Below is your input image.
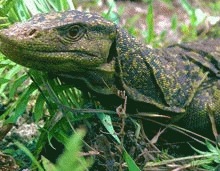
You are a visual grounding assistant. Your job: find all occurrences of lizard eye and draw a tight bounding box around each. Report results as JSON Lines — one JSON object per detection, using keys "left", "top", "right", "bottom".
{"left": 68, "top": 25, "right": 80, "bottom": 37}
{"left": 67, "top": 25, "right": 84, "bottom": 41}
{"left": 57, "top": 24, "right": 86, "bottom": 43}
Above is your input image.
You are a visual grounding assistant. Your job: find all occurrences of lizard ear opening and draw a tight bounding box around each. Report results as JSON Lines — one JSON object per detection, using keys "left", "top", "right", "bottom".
{"left": 107, "top": 39, "right": 117, "bottom": 63}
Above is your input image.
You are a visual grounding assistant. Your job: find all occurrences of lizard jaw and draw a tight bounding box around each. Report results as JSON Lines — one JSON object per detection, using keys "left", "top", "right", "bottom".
{"left": 0, "top": 32, "right": 107, "bottom": 73}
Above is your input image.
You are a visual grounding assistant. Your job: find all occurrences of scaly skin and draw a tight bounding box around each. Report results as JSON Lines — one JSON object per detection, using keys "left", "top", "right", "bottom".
{"left": 0, "top": 10, "right": 219, "bottom": 132}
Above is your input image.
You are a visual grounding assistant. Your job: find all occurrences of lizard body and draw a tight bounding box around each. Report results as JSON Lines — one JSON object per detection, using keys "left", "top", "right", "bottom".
{"left": 0, "top": 10, "right": 220, "bottom": 132}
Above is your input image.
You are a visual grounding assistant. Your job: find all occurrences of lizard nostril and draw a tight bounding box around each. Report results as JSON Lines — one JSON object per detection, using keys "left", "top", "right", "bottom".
{"left": 28, "top": 29, "right": 37, "bottom": 36}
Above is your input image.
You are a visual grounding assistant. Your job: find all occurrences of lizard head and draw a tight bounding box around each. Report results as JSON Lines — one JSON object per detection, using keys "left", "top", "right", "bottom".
{"left": 0, "top": 10, "right": 117, "bottom": 73}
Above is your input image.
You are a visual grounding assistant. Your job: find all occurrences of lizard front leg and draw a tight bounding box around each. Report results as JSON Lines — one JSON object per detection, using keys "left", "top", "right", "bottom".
{"left": 177, "top": 78, "right": 220, "bottom": 135}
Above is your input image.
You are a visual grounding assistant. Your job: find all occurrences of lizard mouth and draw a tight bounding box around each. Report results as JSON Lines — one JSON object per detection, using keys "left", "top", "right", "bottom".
{"left": 0, "top": 33, "right": 103, "bottom": 72}
{"left": 19, "top": 48, "right": 99, "bottom": 60}
{"left": 0, "top": 33, "right": 98, "bottom": 58}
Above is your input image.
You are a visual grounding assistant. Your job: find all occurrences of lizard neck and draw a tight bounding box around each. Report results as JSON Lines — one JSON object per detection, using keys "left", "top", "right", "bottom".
{"left": 115, "top": 26, "right": 153, "bottom": 85}
{"left": 115, "top": 27, "right": 171, "bottom": 111}
{"left": 115, "top": 27, "right": 151, "bottom": 58}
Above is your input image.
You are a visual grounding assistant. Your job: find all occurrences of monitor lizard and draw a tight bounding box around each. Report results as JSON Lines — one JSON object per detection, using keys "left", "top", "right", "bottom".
{"left": 0, "top": 10, "right": 219, "bottom": 133}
